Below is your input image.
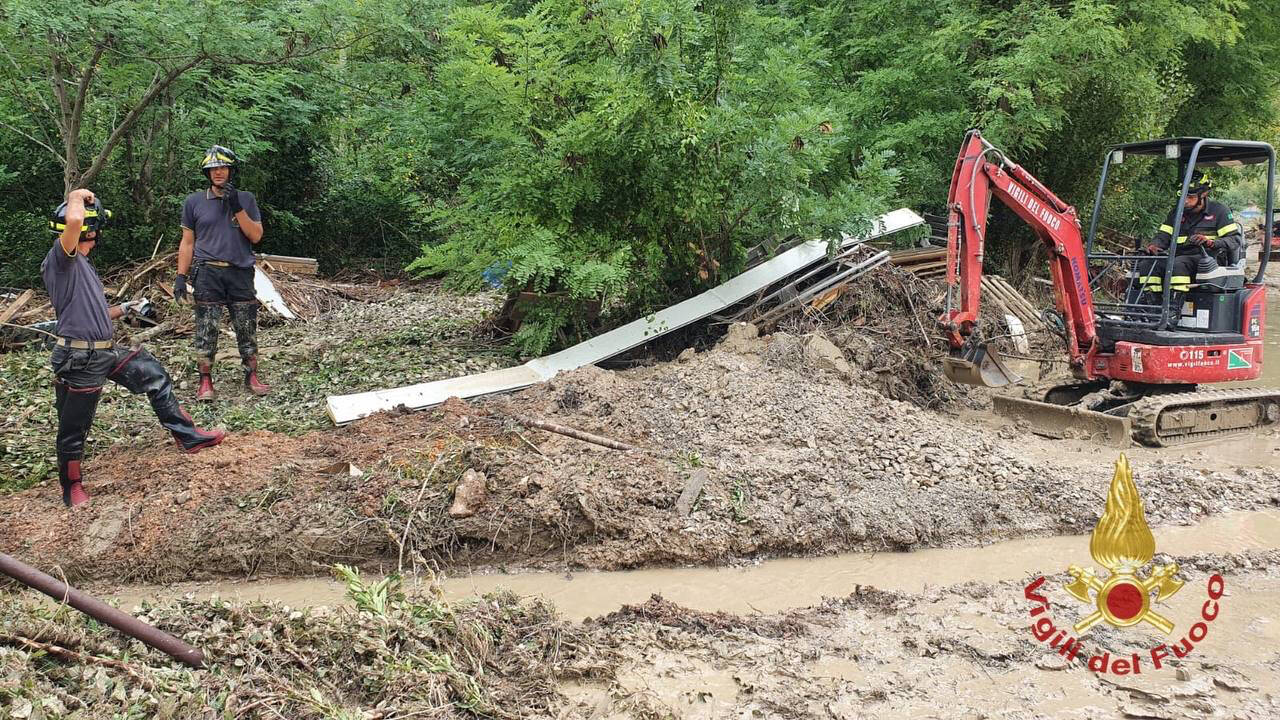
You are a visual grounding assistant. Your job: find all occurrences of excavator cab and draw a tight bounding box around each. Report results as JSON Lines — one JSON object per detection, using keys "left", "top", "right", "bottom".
{"left": 1085, "top": 138, "right": 1273, "bottom": 347}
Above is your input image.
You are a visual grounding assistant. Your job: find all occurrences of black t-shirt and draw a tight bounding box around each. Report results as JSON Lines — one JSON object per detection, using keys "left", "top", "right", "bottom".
{"left": 41, "top": 243, "right": 113, "bottom": 341}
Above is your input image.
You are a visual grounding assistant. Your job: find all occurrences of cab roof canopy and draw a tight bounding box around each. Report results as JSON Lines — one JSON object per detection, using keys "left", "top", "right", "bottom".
{"left": 1109, "top": 137, "right": 1274, "bottom": 167}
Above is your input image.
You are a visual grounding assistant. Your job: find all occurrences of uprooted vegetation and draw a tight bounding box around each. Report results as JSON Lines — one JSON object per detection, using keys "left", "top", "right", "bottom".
{"left": 0, "top": 568, "right": 611, "bottom": 719}
{"left": 4, "top": 550, "right": 1278, "bottom": 719}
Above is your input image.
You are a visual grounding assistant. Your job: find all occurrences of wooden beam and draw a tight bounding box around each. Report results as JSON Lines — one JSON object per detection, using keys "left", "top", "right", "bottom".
{"left": 0, "top": 290, "right": 33, "bottom": 325}
{"left": 256, "top": 253, "right": 319, "bottom": 276}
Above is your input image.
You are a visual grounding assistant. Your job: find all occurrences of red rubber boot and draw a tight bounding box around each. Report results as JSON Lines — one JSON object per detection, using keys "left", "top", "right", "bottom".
{"left": 243, "top": 356, "right": 271, "bottom": 396}
{"left": 196, "top": 360, "right": 216, "bottom": 402}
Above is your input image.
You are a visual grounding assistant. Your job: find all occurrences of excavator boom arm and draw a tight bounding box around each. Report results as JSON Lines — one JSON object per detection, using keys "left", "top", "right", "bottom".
{"left": 942, "top": 130, "right": 1096, "bottom": 373}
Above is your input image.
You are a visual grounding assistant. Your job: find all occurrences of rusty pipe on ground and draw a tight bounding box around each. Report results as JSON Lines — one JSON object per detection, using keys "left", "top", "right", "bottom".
{"left": 0, "top": 552, "right": 204, "bottom": 668}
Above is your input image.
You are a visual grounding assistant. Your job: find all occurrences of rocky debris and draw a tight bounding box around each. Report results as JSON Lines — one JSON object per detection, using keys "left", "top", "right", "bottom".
{"left": 718, "top": 321, "right": 764, "bottom": 354}
{"left": 802, "top": 332, "right": 853, "bottom": 376}
{"left": 3, "top": 311, "right": 1278, "bottom": 583}
{"left": 449, "top": 468, "right": 488, "bottom": 519}
{"left": 675, "top": 469, "right": 710, "bottom": 517}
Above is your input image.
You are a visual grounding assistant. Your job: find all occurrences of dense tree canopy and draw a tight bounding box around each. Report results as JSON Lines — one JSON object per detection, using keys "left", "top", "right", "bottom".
{"left": 1, "top": 0, "right": 1277, "bottom": 352}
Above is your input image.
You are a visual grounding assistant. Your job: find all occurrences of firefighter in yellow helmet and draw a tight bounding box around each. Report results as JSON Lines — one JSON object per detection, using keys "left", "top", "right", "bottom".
{"left": 174, "top": 145, "right": 270, "bottom": 400}
{"left": 1137, "top": 171, "right": 1243, "bottom": 311}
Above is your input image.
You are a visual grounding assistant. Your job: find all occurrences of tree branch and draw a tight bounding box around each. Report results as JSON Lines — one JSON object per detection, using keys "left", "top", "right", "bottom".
{"left": 0, "top": 121, "right": 65, "bottom": 164}
{"left": 69, "top": 44, "right": 107, "bottom": 153}
{"left": 79, "top": 55, "right": 206, "bottom": 188}
{"left": 0, "top": 42, "right": 58, "bottom": 122}
{"left": 48, "top": 42, "right": 70, "bottom": 136}
{"left": 207, "top": 30, "right": 380, "bottom": 67}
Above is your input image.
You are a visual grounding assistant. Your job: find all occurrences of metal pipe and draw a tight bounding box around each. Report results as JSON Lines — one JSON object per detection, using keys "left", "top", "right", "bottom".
{"left": 0, "top": 553, "right": 205, "bottom": 668}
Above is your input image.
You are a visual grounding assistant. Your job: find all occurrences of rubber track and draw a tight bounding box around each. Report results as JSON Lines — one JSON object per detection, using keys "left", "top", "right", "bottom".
{"left": 1129, "top": 387, "right": 1280, "bottom": 447}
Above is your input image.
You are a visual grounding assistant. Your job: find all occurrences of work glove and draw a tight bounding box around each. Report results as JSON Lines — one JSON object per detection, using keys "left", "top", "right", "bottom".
{"left": 1190, "top": 233, "right": 1214, "bottom": 248}
{"left": 174, "top": 274, "right": 189, "bottom": 303}
{"left": 119, "top": 298, "right": 154, "bottom": 320}
{"left": 222, "top": 183, "right": 243, "bottom": 215}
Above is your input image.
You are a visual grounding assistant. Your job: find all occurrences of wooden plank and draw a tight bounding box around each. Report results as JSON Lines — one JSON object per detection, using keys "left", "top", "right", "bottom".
{"left": 675, "top": 469, "right": 709, "bottom": 517}
{"left": 897, "top": 259, "right": 948, "bottom": 274}
{"left": 255, "top": 253, "right": 318, "bottom": 275}
{"left": 988, "top": 276, "right": 1045, "bottom": 328}
{"left": 889, "top": 248, "right": 945, "bottom": 265}
{"left": 979, "top": 278, "right": 1018, "bottom": 323}
{"left": 0, "top": 289, "right": 34, "bottom": 325}
{"left": 982, "top": 276, "right": 1045, "bottom": 329}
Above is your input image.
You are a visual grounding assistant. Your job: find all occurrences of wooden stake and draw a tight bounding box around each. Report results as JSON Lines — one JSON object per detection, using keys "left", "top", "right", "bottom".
{"left": 515, "top": 415, "right": 641, "bottom": 452}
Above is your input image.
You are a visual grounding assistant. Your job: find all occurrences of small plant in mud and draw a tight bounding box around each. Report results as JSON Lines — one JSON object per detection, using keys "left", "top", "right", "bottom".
{"left": 730, "top": 478, "right": 752, "bottom": 523}
{"left": 677, "top": 449, "right": 704, "bottom": 469}
{"left": 332, "top": 563, "right": 404, "bottom": 615}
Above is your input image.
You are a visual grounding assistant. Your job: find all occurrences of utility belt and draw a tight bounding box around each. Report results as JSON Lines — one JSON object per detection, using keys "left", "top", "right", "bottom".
{"left": 190, "top": 259, "right": 232, "bottom": 287}
{"left": 56, "top": 337, "right": 113, "bottom": 350}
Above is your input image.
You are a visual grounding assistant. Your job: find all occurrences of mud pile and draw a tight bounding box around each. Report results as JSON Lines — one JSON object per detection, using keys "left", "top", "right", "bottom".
{"left": 4, "top": 317, "right": 1274, "bottom": 584}
{"left": 4, "top": 550, "right": 1274, "bottom": 719}
{"left": 573, "top": 549, "right": 1280, "bottom": 719}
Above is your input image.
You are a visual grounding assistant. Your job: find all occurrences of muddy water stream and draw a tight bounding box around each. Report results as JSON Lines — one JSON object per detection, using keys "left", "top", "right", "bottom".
{"left": 107, "top": 510, "right": 1280, "bottom": 621}
{"left": 1236, "top": 278, "right": 1280, "bottom": 388}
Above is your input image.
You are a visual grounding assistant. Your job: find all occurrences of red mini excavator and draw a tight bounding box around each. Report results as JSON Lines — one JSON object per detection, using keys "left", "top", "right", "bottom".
{"left": 940, "top": 129, "right": 1279, "bottom": 446}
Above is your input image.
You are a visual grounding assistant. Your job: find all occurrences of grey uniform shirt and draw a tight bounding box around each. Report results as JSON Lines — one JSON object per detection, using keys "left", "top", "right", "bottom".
{"left": 181, "top": 189, "right": 262, "bottom": 269}
{"left": 41, "top": 243, "right": 113, "bottom": 342}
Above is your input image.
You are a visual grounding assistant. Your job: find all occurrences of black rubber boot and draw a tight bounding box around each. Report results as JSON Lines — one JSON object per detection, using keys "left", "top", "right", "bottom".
{"left": 1167, "top": 290, "right": 1187, "bottom": 326}
{"left": 55, "top": 381, "right": 102, "bottom": 507}
{"left": 108, "top": 348, "right": 226, "bottom": 452}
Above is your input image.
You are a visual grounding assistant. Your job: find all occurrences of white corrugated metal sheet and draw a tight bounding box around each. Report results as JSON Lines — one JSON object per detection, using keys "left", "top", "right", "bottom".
{"left": 327, "top": 208, "right": 924, "bottom": 425}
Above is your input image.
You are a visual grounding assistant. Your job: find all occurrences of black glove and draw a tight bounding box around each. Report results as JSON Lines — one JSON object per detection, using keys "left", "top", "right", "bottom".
{"left": 174, "top": 274, "right": 188, "bottom": 303}
{"left": 222, "top": 183, "right": 243, "bottom": 215}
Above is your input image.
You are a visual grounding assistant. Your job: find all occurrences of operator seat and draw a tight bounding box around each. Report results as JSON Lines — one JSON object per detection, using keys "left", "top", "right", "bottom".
{"left": 1189, "top": 258, "right": 1246, "bottom": 292}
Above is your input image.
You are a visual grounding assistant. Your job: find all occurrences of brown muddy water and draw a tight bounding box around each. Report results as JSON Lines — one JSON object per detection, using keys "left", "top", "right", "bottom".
{"left": 1251, "top": 286, "right": 1280, "bottom": 386}
{"left": 104, "top": 510, "right": 1280, "bottom": 621}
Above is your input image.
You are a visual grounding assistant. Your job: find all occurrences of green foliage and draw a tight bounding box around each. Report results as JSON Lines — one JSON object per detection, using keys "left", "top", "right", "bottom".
{"left": 0, "top": 0, "right": 1278, "bottom": 341}
{"left": 409, "top": 0, "right": 898, "bottom": 353}
{"left": 332, "top": 564, "right": 404, "bottom": 615}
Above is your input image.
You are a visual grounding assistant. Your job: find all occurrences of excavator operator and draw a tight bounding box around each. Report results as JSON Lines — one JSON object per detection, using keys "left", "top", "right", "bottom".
{"left": 1136, "top": 171, "right": 1243, "bottom": 311}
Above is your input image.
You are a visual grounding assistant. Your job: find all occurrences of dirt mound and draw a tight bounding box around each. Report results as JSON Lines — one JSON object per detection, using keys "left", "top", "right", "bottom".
{"left": 4, "top": 326, "right": 1275, "bottom": 585}
{"left": 0, "top": 412, "right": 470, "bottom": 584}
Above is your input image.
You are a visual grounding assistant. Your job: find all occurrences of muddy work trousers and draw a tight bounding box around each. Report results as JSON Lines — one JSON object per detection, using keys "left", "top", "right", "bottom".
{"left": 51, "top": 344, "right": 220, "bottom": 464}
{"left": 192, "top": 263, "right": 259, "bottom": 366}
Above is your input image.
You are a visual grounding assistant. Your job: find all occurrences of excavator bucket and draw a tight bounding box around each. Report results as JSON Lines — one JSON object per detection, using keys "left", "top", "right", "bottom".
{"left": 943, "top": 342, "right": 1023, "bottom": 388}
